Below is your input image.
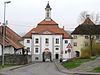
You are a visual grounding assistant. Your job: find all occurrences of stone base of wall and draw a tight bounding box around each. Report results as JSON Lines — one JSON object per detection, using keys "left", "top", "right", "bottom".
{"left": 0, "top": 55, "right": 32, "bottom": 65}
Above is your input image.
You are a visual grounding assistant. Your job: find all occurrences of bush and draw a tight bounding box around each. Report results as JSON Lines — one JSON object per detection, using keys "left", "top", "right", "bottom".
{"left": 81, "top": 40, "right": 100, "bottom": 57}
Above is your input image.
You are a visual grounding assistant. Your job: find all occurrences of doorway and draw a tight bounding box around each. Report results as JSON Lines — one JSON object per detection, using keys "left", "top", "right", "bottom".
{"left": 55, "top": 54, "right": 59, "bottom": 59}
{"left": 75, "top": 51, "right": 80, "bottom": 57}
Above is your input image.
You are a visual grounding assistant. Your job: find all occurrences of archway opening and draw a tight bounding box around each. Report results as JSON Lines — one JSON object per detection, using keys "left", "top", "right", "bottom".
{"left": 75, "top": 51, "right": 80, "bottom": 57}
{"left": 43, "top": 52, "right": 51, "bottom": 62}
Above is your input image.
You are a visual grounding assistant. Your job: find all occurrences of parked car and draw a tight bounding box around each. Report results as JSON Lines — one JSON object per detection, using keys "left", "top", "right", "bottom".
{"left": 62, "top": 58, "right": 68, "bottom": 62}
{"left": 45, "top": 58, "right": 50, "bottom": 62}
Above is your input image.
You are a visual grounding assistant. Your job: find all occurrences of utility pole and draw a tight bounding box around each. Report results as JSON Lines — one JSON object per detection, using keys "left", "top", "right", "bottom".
{"left": 2, "top": 1, "right": 11, "bottom": 68}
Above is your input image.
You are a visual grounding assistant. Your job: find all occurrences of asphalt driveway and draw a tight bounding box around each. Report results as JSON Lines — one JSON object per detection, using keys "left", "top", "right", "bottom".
{"left": 0, "top": 62, "right": 72, "bottom": 75}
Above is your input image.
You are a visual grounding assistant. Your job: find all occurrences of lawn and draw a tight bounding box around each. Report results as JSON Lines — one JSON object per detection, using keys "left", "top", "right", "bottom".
{"left": 93, "top": 67, "right": 100, "bottom": 72}
{"left": 62, "top": 56, "right": 98, "bottom": 69}
{"left": 0, "top": 64, "right": 17, "bottom": 68}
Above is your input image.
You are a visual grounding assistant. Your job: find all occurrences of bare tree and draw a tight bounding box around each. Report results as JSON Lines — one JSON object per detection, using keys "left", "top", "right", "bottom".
{"left": 78, "top": 11, "right": 100, "bottom": 25}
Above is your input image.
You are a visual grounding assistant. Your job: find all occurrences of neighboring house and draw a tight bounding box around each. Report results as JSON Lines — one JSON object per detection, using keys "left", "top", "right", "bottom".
{"left": 0, "top": 26, "right": 24, "bottom": 56}
{"left": 23, "top": 2, "right": 72, "bottom": 62}
{"left": 71, "top": 16, "right": 100, "bottom": 57}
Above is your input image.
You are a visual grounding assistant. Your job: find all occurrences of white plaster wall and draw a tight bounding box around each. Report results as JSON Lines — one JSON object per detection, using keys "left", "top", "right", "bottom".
{"left": 23, "top": 34, "right": 72, "bottom": 60}
{"left": 63, "top": 39, "right": 72, "bottom": 59}
{"left": 32, "top": 34, "right": 62, "bottom": 59}
{"left": 0, "top": 44, "right": 2, "bottom": 56}
{"left": 16, "top": 49, "right": 22, "bottom": 54}
{"left": 4, "top": 46, "right": 14, "bottom": 54}
{"left": 24, "top": 38, "right": 32, "bottom": 55}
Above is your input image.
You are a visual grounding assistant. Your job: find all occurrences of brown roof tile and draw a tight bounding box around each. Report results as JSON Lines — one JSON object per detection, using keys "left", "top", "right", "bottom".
{"left": 0, "top": 26, "right": 24, "bottom": 49}
{"left": 38, "top": 19, "right": 58, "bottom": 25}
{"left": 81, "top": 17, "right": 95, "bottom": 25}
{"left": 23, "top": 19, "right": 72, "bottom": 39}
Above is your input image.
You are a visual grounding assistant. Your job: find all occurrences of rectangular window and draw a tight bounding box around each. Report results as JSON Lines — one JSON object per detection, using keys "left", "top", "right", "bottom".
{"left": 73, "top": 35, "right": 77, "bottom": 39}
{"left": 45, "top": 38, "right": 49, "bottom": 44}
{"left": 65, "top": 40, "right": 68, "bottom": 44}
{"left": 55, "top": 48, "right": 59, "bottom": 50}
{"left": 65, "top": 51, "right": 67, "bottom": 54}
{"left": 73, "top": 42, "right": 77, "bottom": 46}
{"left": 35, "top": 57, "right": 39, "bottom": 60}
{"left": 85, "top": 42, "right": 88, "bottom": 47}
{"left": 96, "top": 35, "right": 99, "bottom": 39}
{"left": 35, "top": 48, "right": 39, "bottom": 53}
{"left": 56, "top": 38, "right": 59, "bottom": 44}
{"left": 35, "top": 38, "right": 39, "bottom": 44}
{"left": 27, "top": 40, "right": 30, "bottom": 43}
{"left": 85, "top": 35, "right": 88, "bottom": 39}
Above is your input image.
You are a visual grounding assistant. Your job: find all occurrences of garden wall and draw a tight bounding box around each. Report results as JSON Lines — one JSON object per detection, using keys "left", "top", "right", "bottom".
{"left": 0, "top": 55, "right": 32, "bottom": 65}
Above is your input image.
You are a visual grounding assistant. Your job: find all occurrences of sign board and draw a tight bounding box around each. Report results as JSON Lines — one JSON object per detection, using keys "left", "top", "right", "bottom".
{"left": 66, "top": 43, "right": 72, "bottom": 48}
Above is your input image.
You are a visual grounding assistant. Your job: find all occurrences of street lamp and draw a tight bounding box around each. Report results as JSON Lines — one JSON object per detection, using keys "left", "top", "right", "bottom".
{"left": 2, "top": 1, "right": 11, "bottom": 68}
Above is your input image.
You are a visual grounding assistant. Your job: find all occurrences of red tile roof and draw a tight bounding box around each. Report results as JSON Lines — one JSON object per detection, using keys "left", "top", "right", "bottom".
{"left": 38, "top": 19, "right": 58, "bottom": 25}
{"left": 23, "top": 19, "right": 72, "bottom": 39}
{"left": 0, "top": 26, "right": 24, "bottom": 49}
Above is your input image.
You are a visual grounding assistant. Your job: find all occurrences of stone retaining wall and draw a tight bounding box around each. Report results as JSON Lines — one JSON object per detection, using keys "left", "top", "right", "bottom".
{"left": 0, "top": 55, "right": 32, "bottom": 65}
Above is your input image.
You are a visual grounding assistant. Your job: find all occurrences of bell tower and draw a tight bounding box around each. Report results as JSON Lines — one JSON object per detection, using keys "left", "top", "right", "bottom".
{"left": 45, "top": 2, "right": 52, "bottom": 21}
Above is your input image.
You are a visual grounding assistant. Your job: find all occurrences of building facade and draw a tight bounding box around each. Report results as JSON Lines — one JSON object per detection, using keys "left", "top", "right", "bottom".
{"left": 23, "top": 3, "right": 72, "bottom": 61}
{"left": 0, "top": 26, "right": 24, "bottom": 56}
{"left": 71, "top": 16, "right": 100, "bottom": 57}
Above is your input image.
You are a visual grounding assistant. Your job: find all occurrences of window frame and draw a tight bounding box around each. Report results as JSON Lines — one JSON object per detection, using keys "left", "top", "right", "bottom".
{"left": 35, "top": 48, "right": 39, "bottom": 53}
{"left": 85, "top": 35, "right": 88, "bottom": 39}
{"left": 56, "top": 38, "right": 59, "bottom": 44}
{"left": 65, "top": 40, "right": 68, "bottom": 44}
{"left": 85, "top": 42, "right": 88, "bottom": 47}
{"left": 73, "top": 35, "right": 77, "bottom": 39}
{"left": 27, "top": 40, "right": 30, "bottom": 43}
{"left": 35, "top": 38, "right": 39, "bottom": 44}
{"left": 73, "top": 42, "right": 77, "bottom": 46}
{"left": 96, "top": 35, "right": 99, "bottom": 39}
{"left": 45, "top": 38, "right": 49, "bottom": 44}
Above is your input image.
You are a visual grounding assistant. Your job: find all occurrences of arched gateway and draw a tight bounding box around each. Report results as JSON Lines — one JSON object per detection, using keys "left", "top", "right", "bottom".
{"left": 43, "top": 48, "right": 52, "bottom": 62}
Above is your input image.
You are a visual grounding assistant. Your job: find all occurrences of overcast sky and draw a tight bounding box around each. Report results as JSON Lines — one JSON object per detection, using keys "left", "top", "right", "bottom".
{"left": 0, "top": 0, "right": 100, "bottom": 35}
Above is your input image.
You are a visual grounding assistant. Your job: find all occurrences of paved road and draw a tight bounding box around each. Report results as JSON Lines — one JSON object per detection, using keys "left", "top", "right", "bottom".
{"left": 0, "top": 62, "right": 72, "bottom": 75}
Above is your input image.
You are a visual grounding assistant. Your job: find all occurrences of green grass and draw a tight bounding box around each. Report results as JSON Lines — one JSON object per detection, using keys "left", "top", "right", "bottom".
{"left": 62, "top": 59, "right": 90, "bottom": 69}
{"left": 62, "top": 55, "right": 98, "bottom": 69}
{"left": 0, "top": 64, "right": 17, "bottom": 68}
{"left": 93, "top": 67, "right": 100, "bottom": 72}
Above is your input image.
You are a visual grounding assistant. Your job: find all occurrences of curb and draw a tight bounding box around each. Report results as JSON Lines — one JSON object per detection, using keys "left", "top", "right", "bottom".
{"left": 54, "top": 61, "right": 100, "bottom": 75}
{"left": 10, "top": 63, "right": 34, "bottom": 70}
